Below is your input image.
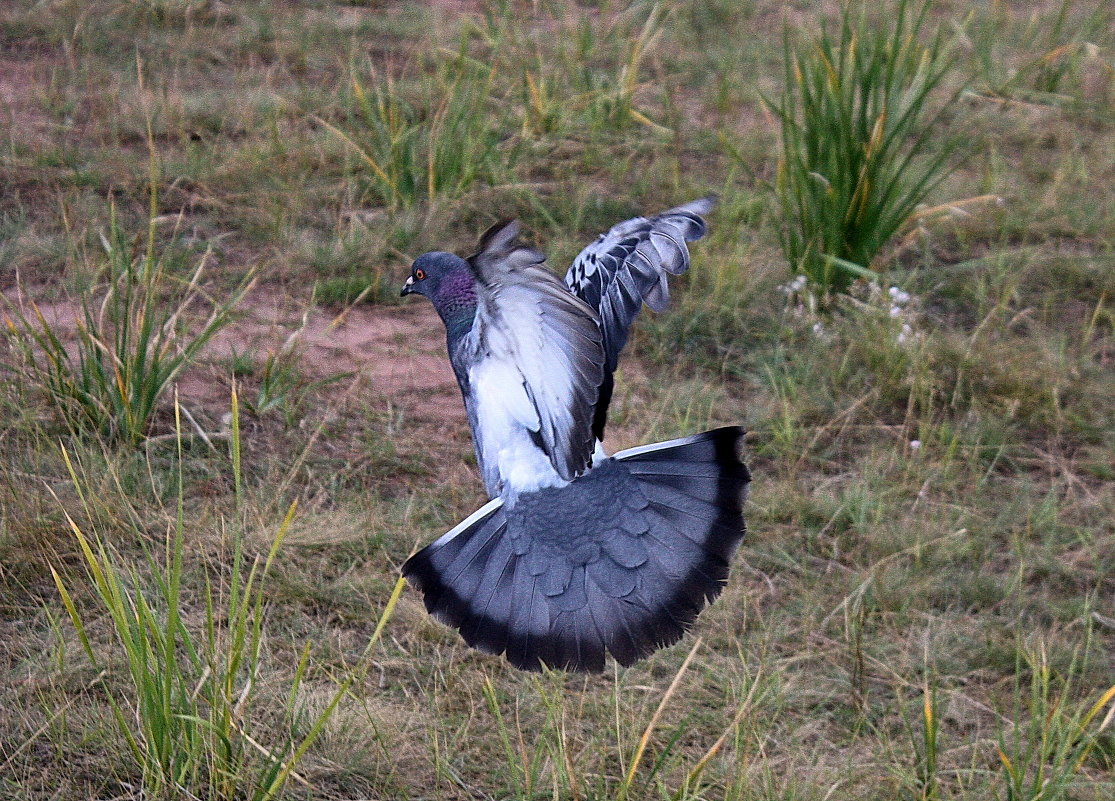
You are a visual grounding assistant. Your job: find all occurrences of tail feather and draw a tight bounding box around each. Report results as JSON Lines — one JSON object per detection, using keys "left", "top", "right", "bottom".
{"left": 642, "top": 525, "right": 704, "bottom": 579}
{"left": 645, "top": 502, "right": 741, "bottom": 564}
{"left": 402, "top": 427, "right": 750, "bottom": 671}
{"left": 585, "top": 585, "right": 644, "bottom": 666}
{"left": 403, "top": 499, "right": 507, "bottom": 635}
{"left": 506, "top": 577, "right": 552, "bottom": 668}
{"left": 641, "top": 480, "right": 733, "bottom": 526}
{"left": 459, "top": 549, "right": 517, "bottom": 652}
{"left": 626, "top": 461, "right": 749, "bottom": 479}
{"left": 552, "top": 565, "right": 589, "bottom": 610}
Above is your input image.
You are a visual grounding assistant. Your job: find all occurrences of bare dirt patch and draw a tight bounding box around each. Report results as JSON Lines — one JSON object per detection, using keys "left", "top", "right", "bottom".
{"left": 4, "top": 285, "right": 466, "bottom": 429}
{"left": 0, "top": 56, "right": 55, "bottom": 141}
{"left": 183, "top": 289, "right": 465, "bottom": 428}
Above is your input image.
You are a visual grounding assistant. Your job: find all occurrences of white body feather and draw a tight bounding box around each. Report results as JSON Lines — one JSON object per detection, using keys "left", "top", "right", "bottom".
{"left": 469, "top": 355, "right": 568, "bottom": 497}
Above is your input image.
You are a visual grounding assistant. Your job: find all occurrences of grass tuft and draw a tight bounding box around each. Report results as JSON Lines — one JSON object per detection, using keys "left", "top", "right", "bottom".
{"left": 996, "top": 637, "right": 1115, "bottom": 801}
{"left": 3, "top": 203, "right": 251, "bottom": 446}
{"left": 46, "top": 390, "right": 404, "bottom": 800}
{"left": 322, "top": 51, "right": 513, "bottom": 210}
{"left": 769, "top": 0, "right": 968, "bottom": 302}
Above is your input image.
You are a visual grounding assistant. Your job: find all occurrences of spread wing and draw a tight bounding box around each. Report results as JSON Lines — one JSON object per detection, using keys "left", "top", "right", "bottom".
{"left": 564, "top": 197, "right": 714, "bottom": 440}
{"left": 467, "top": 221, "right": 606, "bottom": 491}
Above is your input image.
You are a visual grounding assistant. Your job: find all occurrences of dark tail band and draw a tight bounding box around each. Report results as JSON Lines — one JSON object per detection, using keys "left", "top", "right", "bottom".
{"left": 402, "top": 427, "right": 750, "bottom": 671}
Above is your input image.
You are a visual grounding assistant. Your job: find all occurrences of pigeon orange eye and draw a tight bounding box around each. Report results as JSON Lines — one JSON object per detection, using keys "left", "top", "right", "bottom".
{"left": 415, "top": 268, "right": 426, "bottom": 280}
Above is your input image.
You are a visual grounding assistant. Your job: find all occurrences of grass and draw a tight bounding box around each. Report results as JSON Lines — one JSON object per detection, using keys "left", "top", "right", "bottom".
{"left": 996, "top": 637, "right": 1115, "bottom": 801}
{"left": 2, "top": 220, "right": 250, "bottom": 445}
{"left": 324, "top": 51, "right": 513, "bottom": 210}
{"left": 2, "top": 157, "right": 251, "bottom": 445}
{"left": 769, "top": 0, "right": 968, "bottom": 302}
{"left": 50, "top": 405, "right": 296, "bottom": 798}
{"left": 1, "top": 0, "right": 1113, "bottom": 799}
{"left": 46, "top": 391, "right": 404, "bottom": 799}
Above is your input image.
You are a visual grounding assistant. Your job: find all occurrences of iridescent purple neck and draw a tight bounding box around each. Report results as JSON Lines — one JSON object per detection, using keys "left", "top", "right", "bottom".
{"left": 433, "top": 267, "right": 478, "bottom": 341}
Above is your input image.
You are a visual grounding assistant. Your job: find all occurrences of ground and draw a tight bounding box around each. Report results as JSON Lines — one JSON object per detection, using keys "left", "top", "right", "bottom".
{"left": 0, "top": 1, "right": 1113, "bottom": 800}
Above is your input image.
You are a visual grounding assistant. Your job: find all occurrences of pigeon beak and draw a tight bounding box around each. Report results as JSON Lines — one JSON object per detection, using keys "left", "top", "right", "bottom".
{"left": 400, "top": 275, "right": 415, "bottom": 297}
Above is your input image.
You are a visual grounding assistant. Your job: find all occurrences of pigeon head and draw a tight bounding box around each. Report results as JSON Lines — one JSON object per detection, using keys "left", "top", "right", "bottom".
{"left": 401, "top": 251, "right": 478, "bottom": 335}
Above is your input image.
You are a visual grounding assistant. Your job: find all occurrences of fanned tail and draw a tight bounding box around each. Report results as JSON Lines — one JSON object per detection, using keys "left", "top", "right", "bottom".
{"left": 402, "top": 427, "right": 750, "bottom": 672}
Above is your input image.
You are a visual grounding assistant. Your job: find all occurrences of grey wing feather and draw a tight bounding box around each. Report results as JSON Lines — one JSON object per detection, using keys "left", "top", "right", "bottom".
{"left": 565, "top": 197, "right": 714, "bottom": 371}
{"left": 468, "top": 221, "right": 606, "bottom": 484}
{"left": 564, "top": 198, "right": 714, "bottom": 440}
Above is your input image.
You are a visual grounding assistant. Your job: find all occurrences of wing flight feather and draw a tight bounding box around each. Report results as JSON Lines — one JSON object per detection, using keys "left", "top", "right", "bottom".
{"left": 563, "top": 198, "right": 714, "bottom": 439}
{"left": 468, "top": 221, "right": 605, "bottom": 486}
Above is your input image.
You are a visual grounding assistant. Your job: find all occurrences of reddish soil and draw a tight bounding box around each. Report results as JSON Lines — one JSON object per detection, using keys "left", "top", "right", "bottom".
{"left": 184, "top": 289, "right": 464, "bottom": 423}
{"left": 7, "top": 286, "right": 467, "bottom": 428}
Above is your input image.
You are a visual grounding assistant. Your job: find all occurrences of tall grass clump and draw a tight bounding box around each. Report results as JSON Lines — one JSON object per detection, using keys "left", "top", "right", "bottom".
{"left": 50, "top": 392, "right": 406, "bottom": 799}
{"left": 3, "top": 204, "right": 251, "bottom": 446}
{"left": 996, "top": 640, "right": 1115, "bottom": 801}
{"left": 322, "top": 52, "right": 513, "bottom": 209}
{"left": 770, "top": 0, "right": 967, "bottom": 302}
{"left": 559, "top": 2, "right": 671, "bottom": 137}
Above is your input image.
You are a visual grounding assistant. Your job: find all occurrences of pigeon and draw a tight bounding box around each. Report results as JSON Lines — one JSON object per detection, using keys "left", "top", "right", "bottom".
{"left": 399, "top": 198, "right": 750, "bottom": 672}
